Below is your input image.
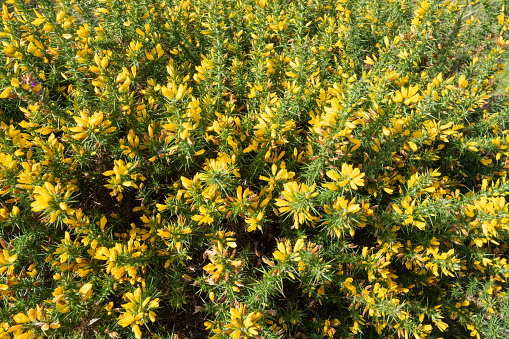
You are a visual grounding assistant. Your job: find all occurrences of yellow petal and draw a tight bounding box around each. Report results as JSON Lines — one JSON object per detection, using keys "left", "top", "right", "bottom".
{"left": 393, "top": 90, "right": 403, "bottom": 103}
{"left": 13, "top": 313, "right": 30, "bottom": 323}
{"left": 414, "top": 221, "right": 426, "bottom": 230}
{"left": 79, "top": 282, "right": 93, "bottom": 301}
{"left": 0, "top": 87, "right": 13, "bottom": 98}
{"left": 32, "top": 18, "right": 46, "bottom": 26}
{"left": 31, "top": 199, "right": 49, "bottom": 212}
{"left": 15, "top": 333, "right": 32, "bottom": 339}
{"left": 132, "top": 324, "right": 142, "bottom": 339}
{"left": 118, "top": 314, "right": 134, "bottom": 327}
{"left": 294, "top": 239, "right": 304, "bottom": 252}
{"left": 326, "top": 169, "right": 340, "bottom": 181}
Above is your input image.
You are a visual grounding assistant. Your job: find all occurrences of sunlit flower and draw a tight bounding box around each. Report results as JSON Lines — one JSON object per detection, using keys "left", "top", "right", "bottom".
{"left": 275, "top": 182, "right": 319, "bottom": 228}
{"left": 323, "top": 164, "right": 365, "bottom": 191}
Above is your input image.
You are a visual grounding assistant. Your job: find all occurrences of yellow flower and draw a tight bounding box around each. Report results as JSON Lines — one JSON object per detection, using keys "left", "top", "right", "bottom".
{"left": 203, "top": 262, "right": 224, "bottom": 281}
{"left": 13, "top": 313, "right": 30, "bottom": 323}
{"left": 324, "top": 164, "right": 365, "bottom": 190}
{"left": 343, "top": 277, "right": 357, "bottom": 294}
{"left": 245, "top": 212, "right": 263, "bottom": 232}
{"left": 132, "top": 324, "right": 142, "bottom": 339}
{"left": 118, "top": 313, "right": 134, "bottom": 327}
{"left": 118, "top": 288, "right": 159, "bottom": 337}
{"left": 273, "top": 240, "right": 291, "bottom": 262}
{"left": 273, "top": 239, "right": 304, "bottom": 263}
{"left": 79, "top": 282, "right": 93, "bottom": 302}
{"left": 323, "top": 196, "right": 363, "bottom": 238}
{"left": 230, "top": 185, "right": 256, "bottom": 211}
{"left": 335, "top": 196, "right": 360, "bottom": 214}
{"left": 259, "top": 162, "right": 295, "bottom": 191}
{"left": 30, "top": 182, "right": 74, "bottom": 220}
{"left": 392, "top": 85, "right": 421, "bottom": 105}
{"left": 191, "top": 206, "right": 214, "bottom": 225}
{"left": 225, "top": 303, "right": 262, "bottom": 338}
{"left": 0, "top": 87, "right": 12, "bottom": 98}
{"left": 199, "top": 155, "right": 240, "bottom": 199}
{"left": 103, "top": 160, "right": 144, "bottom": 200}
{"left": 69, "top": 110, "right": 116, "bottom": 140}
{"left": 275, "top": 182, "right": 318, "bottom": 228}
{"left": 30, "top": 184, "right": 53, "bottom": 212}
{"left": 458, "top": 74, "right": 468, "bottom": 89}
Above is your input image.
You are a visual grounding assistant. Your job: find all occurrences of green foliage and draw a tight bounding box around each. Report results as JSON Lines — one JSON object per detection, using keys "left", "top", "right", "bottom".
{"left": 0, "top": 0, "right": 508, "bottom": 338}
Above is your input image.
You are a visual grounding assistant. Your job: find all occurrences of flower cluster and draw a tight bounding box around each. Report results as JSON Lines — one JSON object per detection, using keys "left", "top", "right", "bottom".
{"left": 0, "top": 0, "right": 507, "bottom": 338}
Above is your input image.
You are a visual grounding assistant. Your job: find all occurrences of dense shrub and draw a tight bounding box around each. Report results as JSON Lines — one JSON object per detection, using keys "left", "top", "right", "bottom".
{"left": 0, "top": 0, "right": 509, "bottom": 338}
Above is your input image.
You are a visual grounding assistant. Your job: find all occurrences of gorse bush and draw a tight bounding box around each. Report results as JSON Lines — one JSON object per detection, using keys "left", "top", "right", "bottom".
{"left": 0, "top": 0, "right": 508, "bottom": 338}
